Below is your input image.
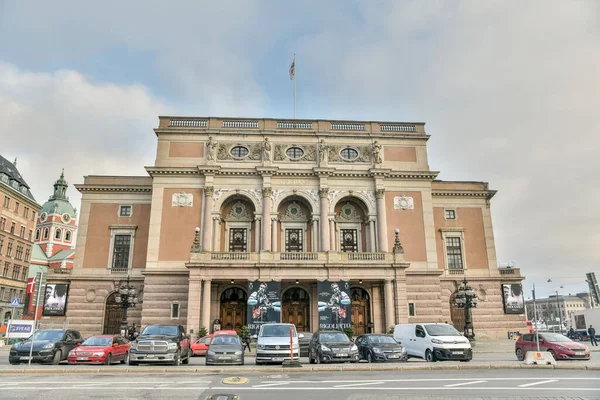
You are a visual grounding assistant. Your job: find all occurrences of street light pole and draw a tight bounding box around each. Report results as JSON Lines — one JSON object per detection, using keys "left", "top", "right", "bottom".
{"left": 555, "top": 290, "right": 563, "bottom": 333}
{"left": 115, "top": 276, "right": 138, "bottom": 336}
{"left": 454, "top": 277, "right": 478, "bottom": 341}
{"left": 532, "top": 283, "right": 539, "bottom": 351}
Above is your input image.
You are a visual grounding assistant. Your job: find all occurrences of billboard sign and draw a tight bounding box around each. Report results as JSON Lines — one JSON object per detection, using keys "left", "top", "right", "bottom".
{"left": 502, "top": 283, "right": 525, "bottom": 314}
{"left": 247, "top": 281, "right": 281, "bottom": 335}
{"left": 42, "top": 284, "right": 70, "bottom": 316}
{"left": 318, "top": 281, "right": 352, "bottom": 330}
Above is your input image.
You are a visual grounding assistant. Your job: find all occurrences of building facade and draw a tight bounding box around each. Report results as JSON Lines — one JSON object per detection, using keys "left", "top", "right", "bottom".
{"left": 49, "top": 117, "right": 525, "bottom": 339}
{"left": 525, "top": 295, "right": 587, "bottom": 329}
{"left": 0, "top": 155, "right": 41, "bottom": 326}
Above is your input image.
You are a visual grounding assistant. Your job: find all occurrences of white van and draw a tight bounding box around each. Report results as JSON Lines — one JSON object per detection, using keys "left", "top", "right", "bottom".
{"left": 255, "top": 323, "right": 302, "bottom": 364}
{"left": 393, "top": 323, "right": 472, "bottom": 362}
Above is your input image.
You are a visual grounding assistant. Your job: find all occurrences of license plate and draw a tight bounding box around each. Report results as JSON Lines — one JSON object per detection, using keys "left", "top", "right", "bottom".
{"left": 147, "top": 355, "right": 154, "bottom": 358}
{"left": 271, "top": 357, "right": 284, "bottom": 361}
{"left": 219, "top": 356, "right": 232, "bottom": 359}
{"left": 19, "top": 356, "right": 32, "bottom": 361}
{"left": 336, "top": 353, "right": 348, "bottom": 357}
{"left": 387, "top": 354, "right": 399, "bottom": 358}
{"left": 452, "top": 351, "right": 464, "bottom": 355}
{"left": 77, "top": 357, "right": 89, "bottom": 361}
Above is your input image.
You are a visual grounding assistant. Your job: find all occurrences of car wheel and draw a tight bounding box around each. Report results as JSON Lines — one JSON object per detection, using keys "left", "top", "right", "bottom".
{"left": 121, "top": 352, "right": 129, "bottom": 364}
{"left": 425, "top": 349, "right": 436, "bottom": 363}
{"left": 105, "top": 353, "right": 112, "bottom": 366}
{"left": 128, "top": 359, "right": 138, "bottom": 366}
{"left": 548, "top": 349, "right": 557, "bottom": 361}
{"left": 308, "top": 355, "right": 315, "bottom": 364}
{"left": 367, "top": 351, "right": 374, "bottom": 363}
{"left": 516, "top": 348, "right": 525, "bottom": 361}
{"left": 172, "top": 350, "right": 181, "bottom": 366}
{"left": 182, "top": 349, "right": 190, "bottom": 365}
{"left": 52, "top": 350, "right": 62, "bottom": 365}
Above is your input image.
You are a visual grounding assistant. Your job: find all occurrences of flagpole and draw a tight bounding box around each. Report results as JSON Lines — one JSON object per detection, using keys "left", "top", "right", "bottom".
{"left": 293, "top": 54, "right": 296, "bottom": 120}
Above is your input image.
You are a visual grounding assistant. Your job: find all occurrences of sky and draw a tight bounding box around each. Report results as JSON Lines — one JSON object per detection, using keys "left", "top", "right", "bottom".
{"left": 0, "top": 0, "right": 598, "bottom": 298}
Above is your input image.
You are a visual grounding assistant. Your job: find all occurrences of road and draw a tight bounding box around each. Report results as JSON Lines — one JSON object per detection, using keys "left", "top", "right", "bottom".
{"left": 0, "top": 369, "right": 598, "bottom": 400}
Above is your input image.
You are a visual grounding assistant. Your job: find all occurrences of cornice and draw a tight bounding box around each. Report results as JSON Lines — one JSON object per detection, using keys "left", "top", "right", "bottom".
{"left": 145, "top": 166, "right": 200, "bottom": 176}
{"left": 75, "top": 185, "right": 152, "bottom": 194}
{"left": 432, "top": 189, "right": 497, "bottom": 199}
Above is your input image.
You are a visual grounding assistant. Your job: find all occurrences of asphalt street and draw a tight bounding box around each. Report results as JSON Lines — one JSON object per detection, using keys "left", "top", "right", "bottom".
{"left": 0, "top": 369, "right": 598, "bottom": 400}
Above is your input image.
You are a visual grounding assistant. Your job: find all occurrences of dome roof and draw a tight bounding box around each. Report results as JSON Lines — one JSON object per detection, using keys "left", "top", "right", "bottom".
{"left": 40, "top": 170, "right": 76, "bottom": 218}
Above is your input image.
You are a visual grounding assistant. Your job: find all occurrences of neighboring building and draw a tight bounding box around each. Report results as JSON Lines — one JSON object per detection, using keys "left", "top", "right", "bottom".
{"left": 525, "top": 295, "right": 587, "bottom": 328}
{"left": 0, "top": 155, "right": 41, "bottom": 327}
{"left": 51, "top": 116, "right": 525, "bottom": 339}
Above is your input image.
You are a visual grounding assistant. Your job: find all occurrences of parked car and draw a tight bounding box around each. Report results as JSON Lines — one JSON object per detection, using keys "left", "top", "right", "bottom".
{"left": 9, "top": 329, "right": 84, "bottom": 365}
{"left": 67, "top": 335, "right": 130, "bottom": 365}
{"left": 129, "top": 324, "right": 192, "bottom": 366}
{"left": 393, "top": 323, "right": 472, "bottom": 362}
{"left": 191, "top": 330, "right": 237, "bottom": 356}
{"left": 206, "top": 334, "right": 244, "bottom": 365}
{"left": 515, "top": 333, "right": 591, "bottom": 361}
{"left": 298, "top": 331, "right": 313, "bottom": 357}
{"left": 255, "top": 323, "right": 301, "bottom": 364}
{"left": 308, "top": 330, "right": 359, "bottom": 364}
{"left": 355, "top": 334, "right": 407, "bottom": 363}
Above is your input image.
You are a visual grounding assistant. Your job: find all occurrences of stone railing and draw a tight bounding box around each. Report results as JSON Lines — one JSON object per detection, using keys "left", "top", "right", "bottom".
{"left": 109, "top": 267, "right": 129, "bottom": 274}
{"left": 169, "top": 118, "right": 208, "bottom": 128}
{"left": 448, "top": 269, "right": 465, "bottom": 275}
{"left": 331, "top": 122, "right": 365, "bottom": 131}
{"left": 211, "top": 252, "right": 251, "bottom": 261}
{"left": 277, "top": 121, "right": 313, "bottom": 129}
{"left": 347, "top": 252, "right": 386, "bottom": 261}
{"left": 380, "top": 124, "right": 416, "bottom": 132}
{"left": 279, "top": 252, "right": 318, "bottom": 261}
{"left": 189, "top": 251, "right": 403, "bottom": 264}
{"left": 222, "top": 120, "right": 259, "bottom": 128}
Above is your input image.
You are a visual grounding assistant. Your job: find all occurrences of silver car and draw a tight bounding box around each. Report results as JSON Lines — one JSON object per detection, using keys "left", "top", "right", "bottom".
{"left": 205, "top": 334, "right": 244, "bottom": 366}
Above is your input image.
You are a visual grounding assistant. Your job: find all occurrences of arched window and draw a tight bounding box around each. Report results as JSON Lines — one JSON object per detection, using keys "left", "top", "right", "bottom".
{"left": 65, "top": 231, "right": 72, "bottom": 241}
{"left": 55, "top": 229, "right": 62, "bottom": 240}
{"left": 35, "top": 229, "right": 40, "bottom": 241}
{"left": 43, "top": 228, "right": 49, "bottom": 239}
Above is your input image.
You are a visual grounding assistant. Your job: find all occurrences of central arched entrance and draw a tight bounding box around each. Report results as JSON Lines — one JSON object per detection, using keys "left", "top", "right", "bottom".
{"left": 219, "top": 287, "right": 247, "bottom": 333}
{"left": 449, "top": 293, "right": 465, "bottom": 333}
{"left": 282, "top": 287, "right": 310, "bottom": 332}
{"left": 350, "top": 287, "right": 371, "bottom": 335}
{"left": 103, "top": 293, "right": 124, "bottom": 334}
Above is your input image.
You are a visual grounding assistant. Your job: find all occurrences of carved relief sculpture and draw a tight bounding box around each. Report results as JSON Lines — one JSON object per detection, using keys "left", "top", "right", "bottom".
{"left": 393, "top": 195, "right": 414, "bottom": 210}
{"left": 172, "top": 192, "right": 193, "bottom": 207}
{"left": 280, "top": 202, "right": 308, "bottom": 221}
{"left": 206, "top": 136, "right": 217, "bottom": 161}
{"left": 262, "top": 187, "right": 273, "bottom": 197}
{"left": 204, "top": 186, "right": 215, "bottom": 197}
{"left": 319, "top": 140, "right": 329, "bottom": 165}
{"left": 372, "top": 141, "right": 383, "bottom": 164}
{"left": 227, "top": 201, "right": 252, "bottom": 221}
{"left": 319, "top": 188, "right": 329, "bottom": 198}
{"left": 375, "top": 189, "right": 386, "bottom": 199}
{"left": 262, "top": 138, "right": 271, "bottom": 161}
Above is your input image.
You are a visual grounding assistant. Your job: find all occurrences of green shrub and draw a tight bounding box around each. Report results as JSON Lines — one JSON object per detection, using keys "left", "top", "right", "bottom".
{"left": 198, "top": 327, "right": 208, "bottom": 338}
{"left": 343, "top": 327, "right": 354, "bottom": 339}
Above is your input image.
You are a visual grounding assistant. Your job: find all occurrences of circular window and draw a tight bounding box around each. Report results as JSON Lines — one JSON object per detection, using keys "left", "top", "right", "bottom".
{"left": 286, "top": 147, "right": 304, "bottom": 160}
{"left": 230, "top": 146, "right": 249, "bottom": 158}
{"left": 39, "top": 212, "right": 48, "bottom": 222}
{"left": 340, "top": 148, "right": 359, "bottom": 161}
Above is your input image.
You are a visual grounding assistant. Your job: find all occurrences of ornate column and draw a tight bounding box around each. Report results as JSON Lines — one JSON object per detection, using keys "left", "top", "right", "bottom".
{"left": 186, "top": 277, "right": 202, "bottom": 339}
{"left": 319, "top": 188, "right": 330, "bottom": 251}
{"left": 202, "top": 186, "right": 214, "bottom": 251}
{"left": 369, "top": 218, "right": 377, "bottom": 252}
{"left": 375, "top": 189, "right": 389, "bottom": 252}
{"left": 261, "top": 187, "right": 272, "bottom": 251}
{"left": 329, "top": 218, "right": 336, "bottom": 251}
{"left": 254, "top": 216, "right": 261, "bottom": 252}
{"left": 212, "top": 217, "right": 220, "bottom": 252}
{"left": 311, "top": 217, "right": 318, "bottom": 252}
{"left": 271, "top": 217, "right": 278, "bottom": 252}
{"left": 201, "top": 279, "right": 212, "bottom": 332}
{"left": 384, "top": 279, "right": 395, "bottom": 328}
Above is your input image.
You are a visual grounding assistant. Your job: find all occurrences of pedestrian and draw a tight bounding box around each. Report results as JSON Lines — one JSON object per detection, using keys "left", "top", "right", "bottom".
{"left": 568, "top": 327, "right": 575, "bottom": 339}
{"left": 242, "top": 332, "right": 251, "bottom": 353}
{"left": 588, "top": 325, "right": 597, "bottom": 346}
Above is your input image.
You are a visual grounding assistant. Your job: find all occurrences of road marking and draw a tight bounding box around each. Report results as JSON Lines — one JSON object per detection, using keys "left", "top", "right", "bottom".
{"left": 73, "top": 383, "right": 110, "bottom": 387}
{"left": 444, "top": 380, "right": 487, "bottom": 387}
{"left": 334, "top": 381, "right": 384, "bottom": 388}
{"left": 252, "top": 382, "right": 290, "bottom": 388}
{"left": 518, "top": 379, "right": 558, "bottom": 387}
{"left": 258, "top": 377, "right": 600, "bottom": 383}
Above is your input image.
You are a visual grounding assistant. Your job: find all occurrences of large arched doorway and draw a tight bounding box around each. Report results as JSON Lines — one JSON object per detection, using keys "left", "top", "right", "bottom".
{"left": 351, "top": 287, "right": 371, "bottom": 335}
{"left": 282, "top": 287, "right": 310, "bottom": 332}
{"left": 219, "top": 287, "right": 247, "bottom": 333}
{"left": 103, "top": 293, "right": 124, "bottom": 334}
{"left": 449, "top": 293, "right": 465, "bottom": 333}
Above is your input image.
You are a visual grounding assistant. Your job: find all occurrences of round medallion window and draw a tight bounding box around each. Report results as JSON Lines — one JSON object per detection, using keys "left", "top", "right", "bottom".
{"left": 340, "top": 148, "right": 359, "bottom": 160}
{"left": 230, "top": 146, "right": 249, "bottom": 158}
{"left": 290, "top": 207, "right": 298, "bottom": 215}
{"left": 62, "top": 213, "right": 71, "bottom": 223}
{"left": 39, "top": 212, "right": 48, "bottom": 222}
{"left": 286, "top": 147, "right": 304, "bottom": 160}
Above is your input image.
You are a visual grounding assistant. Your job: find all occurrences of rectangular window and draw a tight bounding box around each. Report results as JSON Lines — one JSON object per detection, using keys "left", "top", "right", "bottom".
{"left": 445, "top": 209, "right": 456, "bottom": 220}
{"left": 24, "top": 207, "right": 29, "bottom": 218}
{"left": 229, "top": 228, "right": 247, "bottom": 252}
{"left": 446, "top": 237, "right": 464, "bottom": 270}
{"left": 19, "top": 226, "right": 25, "bottom": 238}
{"left": 3, "top": 196, "right": 9, "bottom": 208}
{"left": 15, "top": 244, "right": 23, "bottom": 260}
{"left": 12, "top": 265, "right": 20, "bottom": 280}
{"left": 111, "top": 235, "right": 132, "bottom": 272}
{"left": 7, "top": 240, "right": 13, "bottom": 257}
{"left": 340, "top": 229, "right": 358, "bottom": 252}
{"left": 0, "top": 287, "right": 4, "bottom": 302}
{"left": 171, "top": 303, "right": 180, "bottom": 319}
{"left": 2, "top": 262, "right": 9, "bottom": 277}
{"left": 24, "top": 247, "right": 30, "bottom": 262}
{"left": 0, "top": 235, "right": 3, "bottom": 255}
{"left": 408, "top": 302, "right": 416, "bottom": 317}
{"left": 119, "top": 205, "right": 132, "bottom": 217}
{"left": 31, "top": 211, "right": 35, "bottom": 221}
{"left": 10, "top": 222, "right": 15, "bottom": 234}
{"left": 285, "top": 229, "right": 303, "bottom": 252}
{"left": 0, "top": 217, "right": 5, "bottom": 230}
{"left": 21, "top": 267, "right": 27, "bottom": 281}
{"left": 28, "top": 229, "right": 32, "bottom": 241}
{"left": 14, "top": 201, "right": 19, "bottom": 213}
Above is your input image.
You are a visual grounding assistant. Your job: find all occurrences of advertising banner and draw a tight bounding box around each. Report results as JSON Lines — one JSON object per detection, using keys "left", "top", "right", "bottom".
{"left": 247, "top": 281, "right": 281, "bottom": 335}
{"left": 42, "top": 283, "right": 70, "bottom": 316}
{"left": 502, "top": 283, "right": 525, "bottom": 314}
{"left": 318, "top": 281, "right": 352, "bottom": 330}
{"left": 6, "top": 320, "right": 35, "bottom": 339}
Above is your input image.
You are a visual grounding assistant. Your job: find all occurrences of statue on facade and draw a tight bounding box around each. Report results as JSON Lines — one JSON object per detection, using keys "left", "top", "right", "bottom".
{"left": 206, "top": 136, "right": 217, "bottom": 161}
{"left": 262, "top": 137, "right": 271, "bottom": 161}
{"left": 319, "top": 139, "right": 329, "bottom": 165}
{"left": 372, "top": 140, "right": 382, "bottom": 164}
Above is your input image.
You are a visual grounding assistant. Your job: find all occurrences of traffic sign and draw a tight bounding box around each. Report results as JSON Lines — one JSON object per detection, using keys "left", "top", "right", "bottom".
{"left": 10, "top": 298, "right": 20, "bottom": 307}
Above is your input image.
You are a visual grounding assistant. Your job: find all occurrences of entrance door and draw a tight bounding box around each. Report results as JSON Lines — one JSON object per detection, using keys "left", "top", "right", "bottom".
{"left": 219, "top": 287, "right": 247, "bottom": 333}
{"left": 103, "top": 293, "right": 124, "bottom": 334}
{"left": 449, "top": 293, "right": 465, "bottom": 333}
{"left": 350, "top": 287, "right": 371, "bottom": 335}
{"left": 282, "top": 287, "right": 309, "bottom": 332}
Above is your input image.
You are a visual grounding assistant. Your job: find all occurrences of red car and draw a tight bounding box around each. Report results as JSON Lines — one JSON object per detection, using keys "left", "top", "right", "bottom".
{"left": 67, "top": 335, "right": 130, "bottom": 365}
{"left": 515, "top": 332, "right": 591, "bottom": 361}
{"left": 191, "top": 330, "right": 237, "bottom": 356}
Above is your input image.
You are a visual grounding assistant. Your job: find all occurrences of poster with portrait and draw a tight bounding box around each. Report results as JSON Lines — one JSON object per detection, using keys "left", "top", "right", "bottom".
{"left": 318, "top": 281, "right": 352, "bottom": 330}
{"left": 247, "top": 281, "right": 281, "bottom": 335}
{"left": 42, "top": 283, "right": 70, "bottom": 316}
{"left": 502, "top": 283, "right": 525, "bottom": 314}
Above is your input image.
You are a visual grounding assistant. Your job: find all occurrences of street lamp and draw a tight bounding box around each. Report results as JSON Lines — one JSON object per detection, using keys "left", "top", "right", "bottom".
{"left": 115, "top": 276, "right": 138, "bottom": 335}
{"left": 547, "top": 279, "right": 564, "bottom": 333}
{"left": 454, "top": 277, "right": 479, "bottom": 341}
{"left": 392, "top": 228, "right": 404, "bottom": 254}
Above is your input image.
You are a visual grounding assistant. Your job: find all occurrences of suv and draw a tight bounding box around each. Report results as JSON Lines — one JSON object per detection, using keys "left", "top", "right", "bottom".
{"left": 255, "top": 323, "right": 302, "bottom": 364}
{"left": 9, "top": 329, "right": 83, "bottom": 365}
{"left": 129, "top": 324, "right": 191, "bottom": 366}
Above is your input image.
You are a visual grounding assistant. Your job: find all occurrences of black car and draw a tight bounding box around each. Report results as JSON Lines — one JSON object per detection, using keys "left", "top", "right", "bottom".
{"left": 298, "top": 331, "right": 313, "bottom": 357}
{"left": 9, "top": 329, "right": 84, "bottom": 365}
{"left": 355, "top": 334, "right": 408, "bottom": 363}
{"left": 308, "top": 330, "right": 359, "bottom": 364}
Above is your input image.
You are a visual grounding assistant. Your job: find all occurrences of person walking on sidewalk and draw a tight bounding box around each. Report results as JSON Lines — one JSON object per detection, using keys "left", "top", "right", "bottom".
{"left": 588, "top": 325, "right": 597, "bottom": 346}
{"left": 242, "top": 332, "right": 252, "bottom": 353}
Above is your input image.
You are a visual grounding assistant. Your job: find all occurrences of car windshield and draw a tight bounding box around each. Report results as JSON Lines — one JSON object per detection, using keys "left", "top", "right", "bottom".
{"left": 543, "top": 333, "right": 572, "bottom": 342}
{"left": 82, "top": 337, "right": 112, "bottom": 346}
{"left": 30, "top": 330, "right": 64, "bottom": 341}
{"left": 424, "top": 324, "right": 462, "bottom": 337}
{"left": 141, "top": 326, "right": 179, "bottom": 336}
{"left": 319, "top": 332, "right": 350, "bottom": 342}
{"left": 367, "top": 335, "right": 397, "bottom": 345}
{"left": 261, "top": 325, "right": 296, "bottom": 337}
{"left": 211, "top": 335, "right": 240, "bottom": 345}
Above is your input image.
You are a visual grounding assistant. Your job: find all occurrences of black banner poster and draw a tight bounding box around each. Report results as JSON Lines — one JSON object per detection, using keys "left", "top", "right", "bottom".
{"left": 42, "top": 283, "right": 70, "bottom": 316}
{"left": 247, "top": 281, "right": 281, "bottom": 335}
{"left": 318, "top": 281, "right": 352, "bottom": 330}
{"left": 502, "top": 284, "right": 525, "bottom": 314}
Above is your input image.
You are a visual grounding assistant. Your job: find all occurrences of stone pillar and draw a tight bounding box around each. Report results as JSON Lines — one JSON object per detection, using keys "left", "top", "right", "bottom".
{"left": 202, "top": 187, "right": 214, "bottom": 251}
{"left": 186, "top": 277, "right": 202, "bottom": 338}
{"left": 271, "top": 217, "right": 278, "bottom": 252}
{"left": 375, "top": 189, "right": 388, "bottom": 252}
{"left": 254, "top": 216, "right": 261, "bottom": 252}
{"left": 319, "top": 188, "right": 330, "bottom": 251}
{"left": 384, "top": 279, "right": 395, "bottom": 329}
{"left": 201, "top": 279, "right": 212, "bottom": 331}
{"left": 329, "top": 218, "right": 336, "bottom": 251}
{"left": 369, "top": 218, "right": 376, "bottom": 252}
{"left": 212, "top": 217, "right": 220, "bottom": 252}
{"left": 261, "top": 187, "right": 272, "bottom": 251}
{"left": 311, "top": 218, "right": 318, "bottom": 252}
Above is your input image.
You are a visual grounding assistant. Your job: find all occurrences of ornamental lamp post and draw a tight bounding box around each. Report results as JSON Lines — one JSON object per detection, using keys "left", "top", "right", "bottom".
{"left": 454, "top": 277, "right": 478, "bottom": 341}
{"left": 115, "top": 276, "right": 138, "bottom": 336}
